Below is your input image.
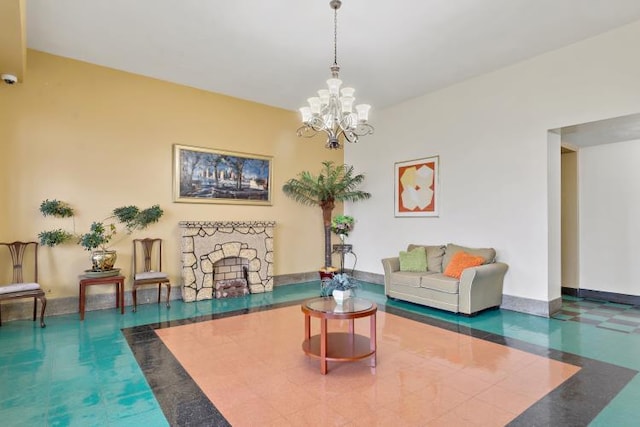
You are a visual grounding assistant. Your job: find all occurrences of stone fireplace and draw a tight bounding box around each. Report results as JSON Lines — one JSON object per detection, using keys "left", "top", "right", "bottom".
{"left": 180, "top": 221, "right": 275, "bottom": 302}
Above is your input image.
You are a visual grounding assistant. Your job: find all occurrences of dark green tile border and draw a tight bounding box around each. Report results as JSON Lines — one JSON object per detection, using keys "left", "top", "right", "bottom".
{"left": 124, "top": 299, "right": 638, "bottom": 427}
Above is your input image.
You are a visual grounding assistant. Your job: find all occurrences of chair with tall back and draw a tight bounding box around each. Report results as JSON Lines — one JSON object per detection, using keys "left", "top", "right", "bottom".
{"left": 132, "top": 238, "right": 171, "bottom": 312}
{"left": 0, "top": 241, "right": 47, "bottom": 327}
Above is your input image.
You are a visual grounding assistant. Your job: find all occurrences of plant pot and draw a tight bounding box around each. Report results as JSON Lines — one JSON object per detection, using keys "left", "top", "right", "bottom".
{"left": 332, "top": 289, "right": 351, "bottom": 304}
{"left": 91, "top": 250, "right": 117, "bottom": 271}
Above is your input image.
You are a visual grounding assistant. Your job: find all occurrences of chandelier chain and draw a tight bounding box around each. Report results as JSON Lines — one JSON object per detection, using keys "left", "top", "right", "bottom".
{"left": 333, "top": 6, "right": 338, "bottom": 67}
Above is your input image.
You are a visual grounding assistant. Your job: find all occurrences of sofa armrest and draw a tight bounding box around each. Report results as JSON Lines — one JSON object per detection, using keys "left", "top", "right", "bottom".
{"left": 458, "top": 262, "right": 509, "bottom": 315}
{"left": 381, "top": 257, "right": 400, "bottom": 294}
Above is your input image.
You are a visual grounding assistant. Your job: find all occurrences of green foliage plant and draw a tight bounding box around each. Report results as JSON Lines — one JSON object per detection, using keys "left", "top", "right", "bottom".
{"left": 38, "top": 200, "right": 164, "bottom": 251}
{"left": 38, "top": 199, "right": 76, "bottom": 247}
{"left": 320, "top": 273, "right": 360, "bottom": 297}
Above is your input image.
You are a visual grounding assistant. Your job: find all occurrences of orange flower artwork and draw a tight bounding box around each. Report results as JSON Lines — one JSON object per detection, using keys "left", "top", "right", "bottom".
{"left": 394, "top": 156, "right": 439, "bottom": 217}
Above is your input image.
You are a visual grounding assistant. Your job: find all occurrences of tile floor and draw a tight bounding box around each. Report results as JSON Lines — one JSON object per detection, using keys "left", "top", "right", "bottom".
{"left": 552, "top": 295, "right": 640, "bottom": 334}
{"left": 157, "top": 305, "right": 580, "bottom": 426}
{"left": 1, "top": 282, "right": 640, "bottom": 426}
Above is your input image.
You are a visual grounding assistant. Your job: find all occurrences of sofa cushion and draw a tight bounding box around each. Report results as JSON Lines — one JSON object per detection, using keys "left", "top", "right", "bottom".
{"left": 420, "top": 274, "right": 460, "bottom": 294}
{"left": 407, "top": 244, "right": 446, "bottom": 273}
{"left": 399, "top": 247, "right": 427, "bottom": 272}
{"left": 390, "top": 271, "right": 425, "bottom": 288}
{"left": 443, "top": 251, "right": 485, "bottom": 279}
{"left": 442, "top": 243, "right": 496, "bottom": 271}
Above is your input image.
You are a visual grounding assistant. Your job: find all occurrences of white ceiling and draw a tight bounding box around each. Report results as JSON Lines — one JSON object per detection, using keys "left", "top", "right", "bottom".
{"left": 25, "top": 0, "right": 640, "bottom": 113}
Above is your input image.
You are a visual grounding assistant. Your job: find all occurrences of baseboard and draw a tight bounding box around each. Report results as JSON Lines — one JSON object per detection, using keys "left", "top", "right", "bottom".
{"left": 501, "top": 294, "right": 562, "bottom": 318}
{"left": 0, "top": 286, "right": 181, "bottom": 322}
{"left": 352, "top": 270, "right": 384, "bottom": 285}
{"left": 273, "top": 271, "right": 317, "bottom": 286}
{"left": 563, "top": 287, "right": 640, "bottom": 306}
{"left": 561, "top": 287, "right": 580, "bottom": 297}
{"left": 3, "top": 272, "right": 321, "bottom": 322}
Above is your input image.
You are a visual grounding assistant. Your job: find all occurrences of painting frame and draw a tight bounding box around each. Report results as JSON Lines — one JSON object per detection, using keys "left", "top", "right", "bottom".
{"left": 173, "top": 144, "right": 272, "bottom": 205}
{"left": 394, "top": 155, "right": 439, "bottom": 217}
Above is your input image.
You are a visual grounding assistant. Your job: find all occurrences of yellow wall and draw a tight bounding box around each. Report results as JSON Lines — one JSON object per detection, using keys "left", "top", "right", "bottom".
{"left": 0, "top": 0, "right": 26, "bottom": 81}
{"left": 0, "top": 50, "right": 342, "bottom": 298}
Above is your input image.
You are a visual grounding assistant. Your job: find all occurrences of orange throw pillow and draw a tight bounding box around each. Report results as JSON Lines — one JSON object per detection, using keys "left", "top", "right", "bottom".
{"left": 443, "top": 251, "right": 485, "bottom": 279}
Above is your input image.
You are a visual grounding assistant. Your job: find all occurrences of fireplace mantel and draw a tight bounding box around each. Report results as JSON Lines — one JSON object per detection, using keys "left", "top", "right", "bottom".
{"left": 180, "top": 221, "right": 275, "bottom": 302}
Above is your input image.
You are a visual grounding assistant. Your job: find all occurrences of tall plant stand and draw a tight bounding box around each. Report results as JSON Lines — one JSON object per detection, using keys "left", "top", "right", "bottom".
{"left": 332, "top": 244, "right": 357, "bottom": 274}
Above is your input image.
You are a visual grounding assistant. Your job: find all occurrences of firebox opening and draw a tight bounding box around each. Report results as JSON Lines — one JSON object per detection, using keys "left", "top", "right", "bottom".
{"left": 214, "top": 256, "right": 250, "bottom": 298}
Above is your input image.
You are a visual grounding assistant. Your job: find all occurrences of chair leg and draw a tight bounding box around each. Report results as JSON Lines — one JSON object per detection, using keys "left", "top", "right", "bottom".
{"left": 157, "top": 284, "right": 161, "bottom": 304}
{"left": 38, "top": 296, "right": 47, "bottom": 328}
{"left": 33, "top": 297, "right": 37, "bottom": 321}
{"left": 132, "top": 287, "right": 138, "bottom": 313}
{"left": 0, "top": 304, "right": 3, "bottom": 326}
{"left": 165, "top": 283, "right": 171, "bottom": 308}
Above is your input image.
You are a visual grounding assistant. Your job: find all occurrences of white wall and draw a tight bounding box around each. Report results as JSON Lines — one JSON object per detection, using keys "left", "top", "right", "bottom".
{"left": 346, "top": 19, "right": 640, "bottom": 308}
{"left": 580, "top": 140, "right": 640, "bottom": 296}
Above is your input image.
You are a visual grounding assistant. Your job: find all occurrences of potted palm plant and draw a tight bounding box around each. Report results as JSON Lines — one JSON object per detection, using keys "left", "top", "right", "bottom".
{"left": 282, "top": 161, "right": 371, "bottom": 275}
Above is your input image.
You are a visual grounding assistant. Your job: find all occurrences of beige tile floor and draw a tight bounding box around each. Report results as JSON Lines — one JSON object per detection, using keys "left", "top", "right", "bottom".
{"left": 157, "top": 305, "right": 580, "bottom": 426}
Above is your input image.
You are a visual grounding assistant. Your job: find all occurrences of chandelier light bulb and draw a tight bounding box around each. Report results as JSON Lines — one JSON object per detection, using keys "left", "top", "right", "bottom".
{"left": 355, "top": 104, "right": 371, "bottom": 122}
{"left": 307, "top": 97, "right": 321, "bottom": 114}
{"left": 340, "top": 96, "right": 355, "bottom": 113}
{"left": 318, "top": 89, "right": 330, "bottom": 105}
{"left": 300, "top": 107, "right": 312, "bottom": 123}
{"left": 340, "top": 87, "right": 355, "bottom": 97}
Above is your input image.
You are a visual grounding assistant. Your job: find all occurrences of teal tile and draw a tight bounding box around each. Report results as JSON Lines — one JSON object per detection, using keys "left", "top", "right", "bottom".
{"left": 598, "top": 322, "right": 636, "bottom": 333}
{"left": 113, "top": 407, "right": 169, "bottom": 427}
{"left": 551, "top": 313, "right": 573, "bottom": 320}
{"left": 48, "top": 405, "right": 109, "bottom": 427}
{"left": 604, "top": 302, "right": 634, "bottom": 309}
{"left": 592, "top": 376, "right": 640, "bottom": 426}
{"left": 101, "top": 377, "right": 152, "bottom": 403}
{"left": 49, "top": 387, "right": 103, "bottom": 411}
{"left": 578, "top": 313, "right": 609, "bottom": 321}
{"left": 50, "top": 363, "right": 97, "bottom": 382}
{"left": 0, "top": 406, "right": 47, "bottom": 427}
{"left": 561, "top": 306, "right": 585, "bottom": 313}
{"left": 0, "top": 384, "right": 48, "bottom": 408}
{"left": 615, "top": 314, "right": 640, "bottom": 323}
{"left": 105, "top": 390, "right": 161, "bottom": 422}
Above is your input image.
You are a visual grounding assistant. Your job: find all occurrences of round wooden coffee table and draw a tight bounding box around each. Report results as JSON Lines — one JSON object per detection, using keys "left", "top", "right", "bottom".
{"left": 301, "top": 297, "right": 377, "bottom": 374}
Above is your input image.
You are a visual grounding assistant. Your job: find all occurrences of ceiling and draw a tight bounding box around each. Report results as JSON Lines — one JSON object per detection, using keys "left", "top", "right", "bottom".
{"left": 20, "top": 0, "right": 640, "bottom": 113}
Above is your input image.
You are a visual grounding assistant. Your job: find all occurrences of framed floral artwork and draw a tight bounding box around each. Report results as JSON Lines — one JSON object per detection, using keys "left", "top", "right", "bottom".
{"left": 173, "top": 144, "right": 272, "bottom": 205}
{"left": 394, "top": 156, "right": 439, "bottom": 217}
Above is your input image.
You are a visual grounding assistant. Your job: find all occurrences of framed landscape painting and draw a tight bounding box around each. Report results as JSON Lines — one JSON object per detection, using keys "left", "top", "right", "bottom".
{"left": 394, "top": 156, "right": 439, "bottom": 217}
{"left": 173, "top": 144, "right": 272, "bottom": 205}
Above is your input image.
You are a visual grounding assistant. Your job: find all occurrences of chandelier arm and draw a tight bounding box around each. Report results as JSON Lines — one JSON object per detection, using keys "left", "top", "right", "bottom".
{"left": 297, "top": 125, "right": 320, "bottom": 139}
{"left": 342, "top": 130, "right": 358, "bottom": 144}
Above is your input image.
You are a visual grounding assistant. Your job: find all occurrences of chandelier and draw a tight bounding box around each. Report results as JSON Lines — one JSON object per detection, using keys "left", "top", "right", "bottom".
{"left": 297, "top": 0, "right": 374, "bottom": 150}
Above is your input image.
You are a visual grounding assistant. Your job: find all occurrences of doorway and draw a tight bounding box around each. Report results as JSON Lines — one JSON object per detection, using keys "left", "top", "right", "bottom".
{"left": 560, "top": 145, "right": 578, "bottom": 291}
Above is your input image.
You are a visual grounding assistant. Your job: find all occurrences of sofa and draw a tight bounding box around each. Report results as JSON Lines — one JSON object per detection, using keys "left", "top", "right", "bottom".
{"left": 381, "top": 243, "right": 508, "bottom": 315}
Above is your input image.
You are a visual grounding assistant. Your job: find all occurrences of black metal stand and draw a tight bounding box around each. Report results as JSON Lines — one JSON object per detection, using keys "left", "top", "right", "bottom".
{"left": 332, "top": 244, "right": 357, "bottom": 274}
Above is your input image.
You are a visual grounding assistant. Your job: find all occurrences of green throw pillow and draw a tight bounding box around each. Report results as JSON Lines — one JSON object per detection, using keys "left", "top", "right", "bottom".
{"left": 399, "top": 247, "right": 428, "bottom": 272}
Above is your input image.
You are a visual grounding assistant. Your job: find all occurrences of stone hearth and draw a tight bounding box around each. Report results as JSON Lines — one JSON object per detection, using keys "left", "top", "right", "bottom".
{"left": 180, "top": 221, "right": 275, "bottom": 302}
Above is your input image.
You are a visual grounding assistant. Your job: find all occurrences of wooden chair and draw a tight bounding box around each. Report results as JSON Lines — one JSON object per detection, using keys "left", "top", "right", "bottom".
{"left": 132, "top": 238, "right": 170, "bottom": 312}
{"left": 0, "top": 241, "right": 47, "bottom": 327}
